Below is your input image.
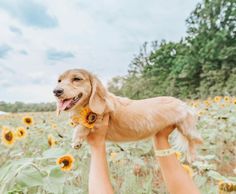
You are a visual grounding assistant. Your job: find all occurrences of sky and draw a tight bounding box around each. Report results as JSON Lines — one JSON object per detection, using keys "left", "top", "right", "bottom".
{"left": 0, "top": 0, "right": 200, "bottom": 103}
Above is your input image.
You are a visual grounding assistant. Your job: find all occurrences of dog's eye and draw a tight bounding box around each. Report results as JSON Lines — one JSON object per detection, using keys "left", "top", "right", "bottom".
{"left": 58, "top": 79, "right": 61, "bottom": 83}
{"left": 73, "top": 77, "right": 82, "bottom": 82}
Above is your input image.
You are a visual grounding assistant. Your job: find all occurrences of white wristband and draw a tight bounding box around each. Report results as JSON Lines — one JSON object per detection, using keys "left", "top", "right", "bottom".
{"left": 155, "top": 148, "right": 176, "bottom": 157}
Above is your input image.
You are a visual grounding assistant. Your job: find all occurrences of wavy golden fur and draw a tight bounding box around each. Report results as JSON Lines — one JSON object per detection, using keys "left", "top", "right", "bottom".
{"left": 54, "top": 69, "right": 203, "bottom": 161}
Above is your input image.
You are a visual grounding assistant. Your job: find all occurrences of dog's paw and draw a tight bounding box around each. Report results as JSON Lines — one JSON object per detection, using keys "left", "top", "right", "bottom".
{"left": 71, "top": 141, "right": 83, "bottom": 150}
{"left": 72, "top": 143, "right": 82, "bottom": 150}
{"left": 72, "top": 138, "right": 84, "bottom": 150}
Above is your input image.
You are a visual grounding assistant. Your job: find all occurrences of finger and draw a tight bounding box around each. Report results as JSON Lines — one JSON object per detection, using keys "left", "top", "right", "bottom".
{"left": 94, "top": 114, "right": 109, "bottom": 130}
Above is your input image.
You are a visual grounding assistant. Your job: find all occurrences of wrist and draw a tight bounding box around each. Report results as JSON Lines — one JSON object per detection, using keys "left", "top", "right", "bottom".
{"left": 90, "top": 142, "right": 106, "bottom": 151}
{"left": 155, "top": 136, "right": 170, "bottom": 149}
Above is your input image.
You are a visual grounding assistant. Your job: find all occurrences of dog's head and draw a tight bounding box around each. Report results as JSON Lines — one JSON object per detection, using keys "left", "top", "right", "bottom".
{"left": 53, "top": 69, "right": 107, "bottom": 115}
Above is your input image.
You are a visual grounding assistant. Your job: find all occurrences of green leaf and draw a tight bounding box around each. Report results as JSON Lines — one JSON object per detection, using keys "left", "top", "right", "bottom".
{"left": 42, "top": 148, "right": 66, "bottom": 159}
{"left": 49, "top": 166, "right": 65, "bottom": 183}
{"left": 15, "top": 168, "right": 44, "bottom": 187}
{"left": 194, "top": 176, "right": 207, "bottom": 187}
{"left": 0, "top": 163, "right": 12, "bottom": 182}
{"left": 207, "top": 170, "right": 226, "bottom": 181}
{"left": 43, "top": 177, "right": 64, "bottom": 194}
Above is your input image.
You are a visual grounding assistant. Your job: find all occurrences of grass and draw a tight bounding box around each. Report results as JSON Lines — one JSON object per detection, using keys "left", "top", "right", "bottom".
{"left": 0, "top": 96, "right": 235, "bottom": 194}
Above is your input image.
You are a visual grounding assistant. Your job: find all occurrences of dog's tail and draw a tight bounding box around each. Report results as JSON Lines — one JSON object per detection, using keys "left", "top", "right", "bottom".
{"left": 173, "top": 108, "right": 203, "bottom": 162}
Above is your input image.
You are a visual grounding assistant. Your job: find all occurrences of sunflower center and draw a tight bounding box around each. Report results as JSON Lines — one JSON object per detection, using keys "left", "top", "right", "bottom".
{"left": 5, "top": 132, "right": 13, "bottom": 141}
{"left": 20, "top": 130, "right": 24, "bottom": 135}
{"left": 62, "top": 159, "right": 70, "bottom": 167}
{"left": 48, "top": 139, "right": 52, "bottom": 146}
{"left": 25, "top": 118, "right": 31, "bottom": 124}
{"left": 86, "top": 113, "right": 97, "bottom": 124}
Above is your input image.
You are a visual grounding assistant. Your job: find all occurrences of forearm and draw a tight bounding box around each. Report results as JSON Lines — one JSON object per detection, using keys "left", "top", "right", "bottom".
{"left": 154, "top": 137, "right": 200, "bottom": 194}
{"left": 89, "top": 143, "right": 114, "bottom": 194}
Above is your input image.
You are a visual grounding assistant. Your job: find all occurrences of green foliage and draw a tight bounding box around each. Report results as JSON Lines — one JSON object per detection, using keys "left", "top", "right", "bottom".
{"left": 0, "top": 99, "right": 235, "bottom": 193}
{"left": 108, "top": 0, "right": 236, "bottom": 99}
{"left": 0, "top": 101, "right": 56, "bottom": 113}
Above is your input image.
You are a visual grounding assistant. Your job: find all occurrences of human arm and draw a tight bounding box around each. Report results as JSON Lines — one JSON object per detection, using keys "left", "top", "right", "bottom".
{"left": 87, "top": 114, "right": 114, "bottom": 194}
{"left": 153, "top": 126, "right": 200, "bottom": 194}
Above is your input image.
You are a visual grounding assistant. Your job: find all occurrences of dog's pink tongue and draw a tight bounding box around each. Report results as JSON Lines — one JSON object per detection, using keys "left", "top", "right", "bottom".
{"left": 59, "top": 99, "right": 73, "bottom": 111}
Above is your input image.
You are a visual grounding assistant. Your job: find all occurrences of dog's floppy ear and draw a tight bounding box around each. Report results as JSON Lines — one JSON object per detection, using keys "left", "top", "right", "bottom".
{"left": 89, "top": 75, "right": 106, "bottom": 115}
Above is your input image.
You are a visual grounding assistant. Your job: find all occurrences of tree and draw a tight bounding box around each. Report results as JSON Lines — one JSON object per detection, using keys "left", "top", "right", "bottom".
{"left": 108, "top": 0, "right": 236, "bottom": 99}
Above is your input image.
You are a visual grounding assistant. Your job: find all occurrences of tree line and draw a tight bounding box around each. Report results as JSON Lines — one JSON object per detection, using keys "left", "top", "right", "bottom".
{"left": 0, "top": 101, "right": 56, "bottom": 113}
{"left": 108, "top": 0, "right": 236, "bottom": 100}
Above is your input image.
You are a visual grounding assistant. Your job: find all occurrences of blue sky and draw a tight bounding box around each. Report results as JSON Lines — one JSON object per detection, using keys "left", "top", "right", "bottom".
{"left": 0, "top": 0, "right": 200, "bottom": 102}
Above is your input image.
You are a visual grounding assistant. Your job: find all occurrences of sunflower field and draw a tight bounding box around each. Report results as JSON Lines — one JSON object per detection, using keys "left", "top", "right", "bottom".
{"left": 0, "top": 96, "right": 236, "bottom": 194}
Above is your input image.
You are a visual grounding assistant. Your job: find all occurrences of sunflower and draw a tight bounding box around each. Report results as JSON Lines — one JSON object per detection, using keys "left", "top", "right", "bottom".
{"left": 175, "top": 151, "right": 182, "bottom": 160}
{"left": 191, "top": 101, "right": 199, "bottom": 108}
{"left": 223, "top": 96, "right": 230, "bottom": 103}
{"left": 197, "top": 110, "right": 205, "bottom": 117}
{"left": 22, "top": 116, "right": 34, "bottom": 126}
{"left": 218, "top": 181, "right": 236, "bottom": 192}
{"left": 71, "top": 107, "right": 97, "bottom": 129}
{"left": 182, "top": 164, "right": 193, "bottom": 177}
{"left": 204, "top": 100, "right": 212, "bottom": 107}
{"left": 56, "top": 154, "right": 74, "bottom": 171}
{"left": 232, "top": 99, "right": 236, "bottom": 105}
{"left": 51, "top": 124, "right": 57, "bottom": 129}
{"left": 71, "top": 115, "right": 80, "bottom": 125}
{"left": 110, "top": 152, "right": 118, "bottom": 162}
{"left": 1, "top": 127, "right": 16, "bottom": 147}
{"left": 16, "top": 127, "right": 27, "bottom": 139}
{"left": 214, "top": 96, "right": 222, "bottom": 103}
{"left": 48, "top": 134, "right": 57, "bottom": 147}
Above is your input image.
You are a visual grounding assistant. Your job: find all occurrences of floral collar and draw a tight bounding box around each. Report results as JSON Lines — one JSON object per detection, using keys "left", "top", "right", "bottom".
{"left": 70, "top": 107, "right": 97, "bottom": 129}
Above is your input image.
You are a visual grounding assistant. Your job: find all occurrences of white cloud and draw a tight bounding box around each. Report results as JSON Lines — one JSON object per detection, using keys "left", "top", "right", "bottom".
{"left": 4, "top": 84, "right": 55, "bottom": 102}
{"left": 0, "top": 0, "right": 200, "bottom": 102}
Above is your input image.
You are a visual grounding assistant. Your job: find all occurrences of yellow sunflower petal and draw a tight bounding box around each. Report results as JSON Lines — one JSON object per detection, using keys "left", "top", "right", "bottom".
{"left": 48, "top": 134, "right": 57, "bottom": 147}
{"left": 16, "top": 127, "right": 27, "bottom": 139}
{"left": 214, "top": 96, "right": 222, "bottom": 103}
{"left": 22, "top": 116, "right": 34, "bottom": 126}
{"left": 232, "top": 99, "right": 236, "bottom": 105}
{"left": 182, "top": 164, "right": 193, "bottom": 177}
{"left": 218, "top": 181, "right": 235, "bottom": 192}
{"left": 110, "top": 152, "right": 118, "bottom": 162}
{"left": 71, "top": 107, "right": 97, "bottom": 129}
{"left": 71, "top": 115, "right": 81, "bottom": 124}
{"left": 1, "top": 127, "right": 16, "bottom": 147}
{"left": 175, "top": 151, "right": 182, "bottom": 160}
{"left": 223, "top": 96, "right": 230, "bottom": 103}
{"left": 56, "top": 154, "right": 75, "bottom": 171}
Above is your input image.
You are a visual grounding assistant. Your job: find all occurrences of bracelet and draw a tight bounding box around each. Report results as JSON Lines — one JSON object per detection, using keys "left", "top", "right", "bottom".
{"left": 155, "top": 148, "right": 176, "bottom": 157}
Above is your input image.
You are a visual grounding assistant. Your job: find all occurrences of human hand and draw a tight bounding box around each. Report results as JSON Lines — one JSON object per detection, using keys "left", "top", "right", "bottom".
{"left": 86, "top": 114, "right": 109, "bottom": 147}
{"left": 156, "top": 125, "right": 175, "bottom": 139}
{"left": 154, "top": 125, "right": 175, "bottom": 149}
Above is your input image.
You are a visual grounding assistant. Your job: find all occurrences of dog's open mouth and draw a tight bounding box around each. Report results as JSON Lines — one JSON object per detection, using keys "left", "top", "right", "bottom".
{"left": 58, "top": 93, "right": 83, "bottom": 111}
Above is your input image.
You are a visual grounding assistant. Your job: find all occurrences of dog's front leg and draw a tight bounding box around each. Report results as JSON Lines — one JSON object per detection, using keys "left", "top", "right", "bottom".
{"left": 72, "top": 125, "right": 90, "bottom": 149}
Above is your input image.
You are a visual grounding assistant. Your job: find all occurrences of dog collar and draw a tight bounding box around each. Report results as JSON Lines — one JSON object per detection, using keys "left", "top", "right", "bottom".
{"left": 71, "top": 107, "right": 97, "bottom": 129}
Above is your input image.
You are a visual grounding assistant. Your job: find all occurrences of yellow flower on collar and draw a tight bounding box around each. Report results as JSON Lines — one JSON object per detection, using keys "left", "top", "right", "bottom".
{"left": 71, "top": 107, "right": 97, "bottom": 129}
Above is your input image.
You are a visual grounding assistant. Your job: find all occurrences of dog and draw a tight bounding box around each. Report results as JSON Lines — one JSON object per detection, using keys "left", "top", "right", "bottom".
{"left": 53, "top": 69, "right": 202, "bottom": 161}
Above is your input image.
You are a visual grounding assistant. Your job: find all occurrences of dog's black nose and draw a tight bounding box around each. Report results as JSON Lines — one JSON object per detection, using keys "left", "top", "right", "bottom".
{"left": 53, "top": 88, "right": 64, "bottom": 97}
